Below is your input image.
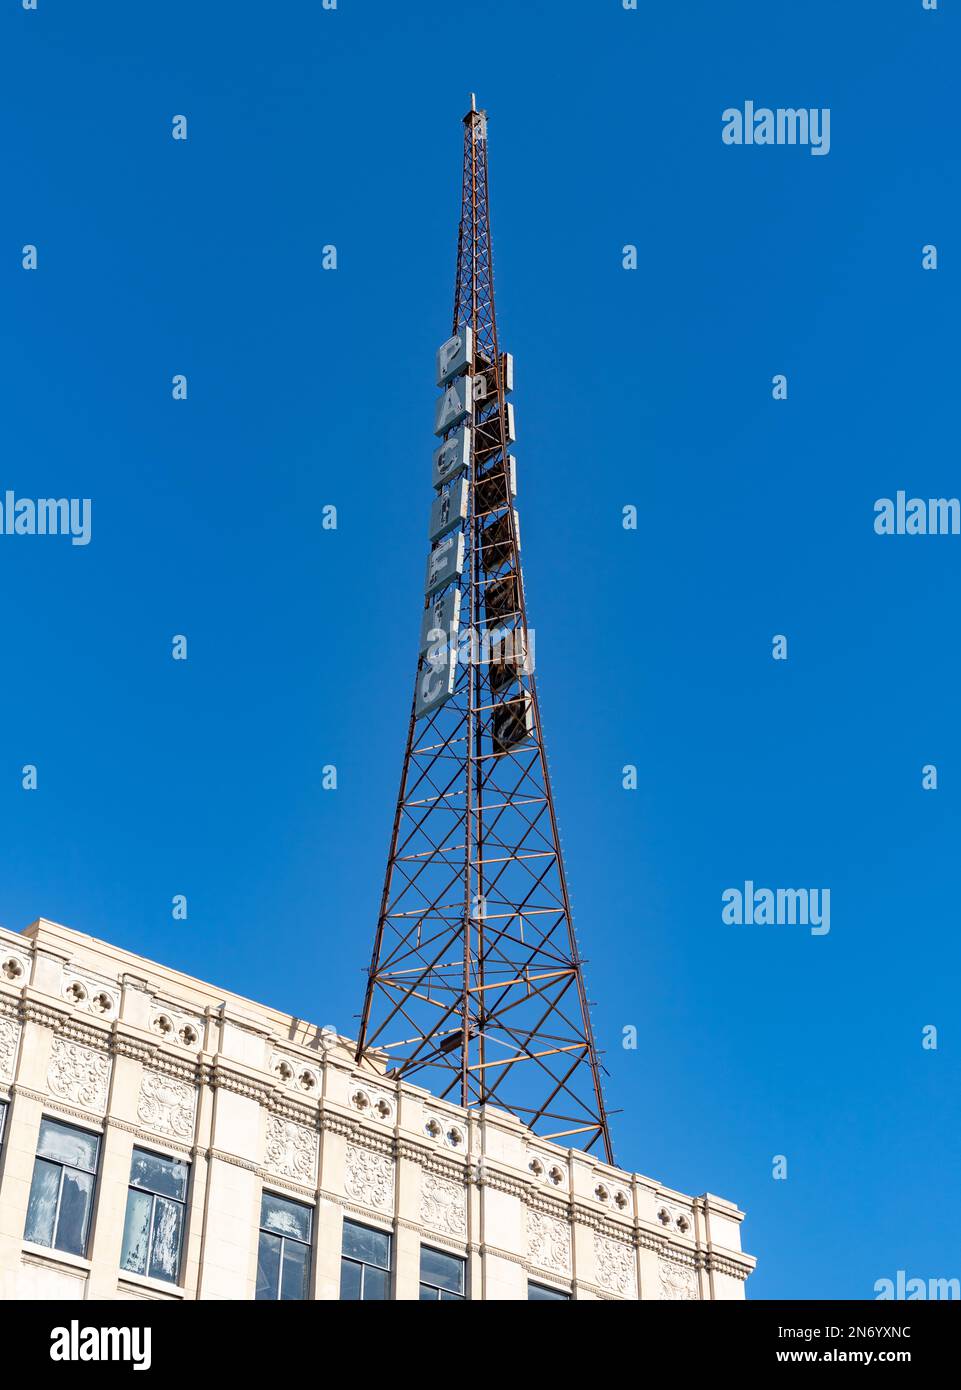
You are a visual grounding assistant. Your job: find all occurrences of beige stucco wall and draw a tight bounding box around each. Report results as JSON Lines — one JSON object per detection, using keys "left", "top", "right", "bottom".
{"left": 0, "top": 918, "right": 755, "bottom": 1301}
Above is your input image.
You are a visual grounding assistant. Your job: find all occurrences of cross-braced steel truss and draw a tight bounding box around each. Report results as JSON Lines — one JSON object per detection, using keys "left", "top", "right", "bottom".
{"left": 355, "top": 100, "right": 613, "bottom": 1161}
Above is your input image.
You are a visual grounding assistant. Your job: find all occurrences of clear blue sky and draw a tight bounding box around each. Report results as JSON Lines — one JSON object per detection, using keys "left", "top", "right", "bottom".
{"left": 1, "top": 1, "right": 957, "bottom": 1300}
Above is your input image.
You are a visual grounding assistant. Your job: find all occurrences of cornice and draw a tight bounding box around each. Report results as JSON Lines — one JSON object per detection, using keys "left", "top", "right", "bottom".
{"left": 396, "top": 1218, "right": 469, "bottom": 1255}
{"left": 523, "top": 1190, "right": 573, "bottom": 1224}
{"left": 266, "top": 1091, "right": 319, "bottom": 1128}
{"left": 209, "top": 1061, "right": 272, "bottom": 1107}
{"left": 320, "top": 1110, "right": 395, "bottom": 1158}
{"left": 325, "top": 1193, "right": 396, "bottom": 1228}
{"left": 19, "top": 998, "right": 68, "bottom": 1031}
{"left": 53, "top": 1016, "right": 112, "bottom": 1053}
{"left": 396, "top": 1137, "right": 469, "bottom": 1183}
{"left": 103, "top": 1115, "right": 194, "bottom": 1159}
{"left": 474, "top": 1166, "right": 528, "bottom": 1200}
{"left": 705, "top": 1251, "right": 755, "bottom": 1281}
{"left": 13, "top": 1085, "right": 106, "bottom": 1130}
{"left": 657, "top": 1243, "right": 699, "bottom": 1270}
{"left": 205, "top": 1147, "right": 261, "bottom": 1175}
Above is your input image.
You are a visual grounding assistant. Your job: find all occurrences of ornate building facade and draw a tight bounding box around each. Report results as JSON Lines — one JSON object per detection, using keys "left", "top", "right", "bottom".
{"left": 0, "top": 919, "right": 755, "bottom": 1300}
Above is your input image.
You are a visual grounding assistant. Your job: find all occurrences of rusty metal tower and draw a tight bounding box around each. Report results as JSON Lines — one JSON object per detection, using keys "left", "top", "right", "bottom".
{"left": 355, "top": 98, "right": 613, "bottom": 1161}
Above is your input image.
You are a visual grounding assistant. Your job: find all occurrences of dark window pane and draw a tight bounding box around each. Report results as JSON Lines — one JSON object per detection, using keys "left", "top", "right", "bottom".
{"left": 420, "top": 1247, "right": 464, "bottom": 1294}
{"left": 120, "top": 1189, "right": 152, "bottom": 1275}
{"left": 340, "top": 1258, "right": 362, "bottom": 1300}
{"left": 37, "top": 1119, "right": 99, "bottom": 1173}
{"left": 56, "top": 1168, "right": 93, "bottom": 1256}
{"left": 280, "top": 1238, "right": 309, "bottom": 1301}
{"left": 256, "top": 1231, "right": 282, "bottom": 1301}
{"left": 363, "top": 1265, "right": 389, "bottom": 1300}
{"left": 419, "top": 1284, "right": 438, "bottom": 1300}
{"left": 24, "top": 1158, "right": 60, "bottom": 1247}
{"left": 261, "top": 1193, "right": 311, "bottom": 1242}
{"left": 342, "top": 1220, "right": 390, "bottom": 1268}
{"left": 528, "top": 1282, "right": 570, "bottom": 1300}
{"left": 0, "top": 1101, "right": 7, "bottom": 1145}
{"left": 130, "top": 1148, "right": 188, "bottom": 1201}
{"left": 440, "top": 1289, "right": 465, "bottom": 1301}
{"left": 148, "top": 1196, "right": 184, "bottom": 1283}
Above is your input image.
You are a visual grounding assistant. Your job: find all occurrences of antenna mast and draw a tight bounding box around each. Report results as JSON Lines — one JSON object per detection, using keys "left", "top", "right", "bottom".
{"left": 356, "top": 102, "right": 613, "bottom": 1161}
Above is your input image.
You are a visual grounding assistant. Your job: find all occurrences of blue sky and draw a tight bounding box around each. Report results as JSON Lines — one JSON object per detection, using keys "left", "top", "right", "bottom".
{"left": 1, "top": 0, "right": 957, "bottom": 1299}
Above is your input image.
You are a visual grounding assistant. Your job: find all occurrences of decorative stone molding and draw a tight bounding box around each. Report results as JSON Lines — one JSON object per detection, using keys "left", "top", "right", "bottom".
{"left": 472, "top": 1167, "right": 528, "bottom": 1201}
{"left": 396, "top": 1138, "right": 468, "bottom": 1184}
{"left": 348, "top": 1084, "right": 394, "bottom": 1124}
{"left": 0, "top": 948, "right": 31, "bottom": 988}
{"left": 344, "top": 1143, "right": 395, "bottom": 1213}
{"left": 527, "top": 1208, "right": 572, "bottom": 1275}
{"left": 105, "top": 1116, "right": 194, "bottom": 1158}
{"left": 318, "top": 1111, "right": 356, "bottom": 1142}
{"left": 601, "top": 1184, "right": 631, "bottom": 1214}
{"left": 706, "top": 1252, "right": 752, "bottom": 1281}
{"left": 15, "top": 1086, "right": 107, "bottom": 1131}
{"left": 594, "top": 1233, "right": 637, "bottom": 1298}
{"left": 0, "top": 1016, "right": 23, "bottom": 1082}
{"left": 47, "top": 1037, "right": 111, "bottom": 1115}
{"left": 111, "top": 1035, "right": 159, "bottom": 1066}
{"left": 136, "top": 1069, "right": 198, "bottom": 1141}
{"left": 636, "top": 1229, "right": 665, "bottom": 1253}
{"left": 205, "top": 1148, "right": 260, "bottom": 1173}
{"left": 476, "top": 1243, "right": 534, "bottom": 1270}
{"left": 658, "top": 1251, "right": 699, "bottom": 1300}
{"left": 526, "top": 1150, "right": 568, "bottom": 1191}
{"left": 570, "top": 1201, "right": 635, "bottom": 1240}
{"left": 209, "top": 1062, "right": 271, "bottom": 1107}
{"left": 655, "top": 1199, "right": 694, "bottom": 1238}
{"left": 321, "top": 1111, "right": 394, "bottom": 1159}
{"left": 61, "top": 969, "right": 119, "bottom": 1020}
{"left": 423, "top": 1107, "right": 466, "bottom": 1150}
{"left": 267, "top": 1093, "right": 317, "bottom": 1129}
{"left": 264, "top": 1113, "right": 319, "bottom": 1186}
{"left": 420, "top": 1171, "right": 467, "bottom": 1236}
{"left": 526, "top": 1191, "right": 572, "bottom": 1222}
{"left": 19, "top": 998, "right": 69, "bottom": 1031}
{"left": 111, "top": 1032, "right": 203, "bottom": 1085}
{"left": 149, "top": 1003, "right": 204, "bottom": 1051}
{"left": 53, "top": 1016, "right": 112, "bottom": 1054}
{"left": 269, "top": 1051, "right": 321, "bottom": 1099}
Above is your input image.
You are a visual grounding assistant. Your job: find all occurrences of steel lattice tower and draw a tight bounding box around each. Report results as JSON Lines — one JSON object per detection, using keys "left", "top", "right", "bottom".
{"left": 356, "top": 99, "right": 613, "bottom": 1162}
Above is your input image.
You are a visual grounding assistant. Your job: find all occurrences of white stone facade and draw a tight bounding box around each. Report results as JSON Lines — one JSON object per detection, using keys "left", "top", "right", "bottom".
{"left": 0, "top": 919, "right": 755, "bottom": 1300}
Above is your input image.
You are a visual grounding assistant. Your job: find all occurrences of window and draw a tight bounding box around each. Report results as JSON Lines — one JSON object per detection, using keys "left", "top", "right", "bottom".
{"left": 419, "top": 1245, "right": 466, "bottom": 1300}
{"left": 256, "top": 1192, "right": 312, "bottom": 1300}
{"left": 120, "top": 1148, "right": 189, "bottom": 1285}
{"left": 528, "top": 1281, "right": 571, "bottom": 1300}
{"left": 340, "top": 1219, "right": 391, "bottom": 1300}
{"left": 24, "top": 1118, "right": 100, "bottom": 1256}
{"left": 0, "top": 1100, "right": 7, "bottom": 1148}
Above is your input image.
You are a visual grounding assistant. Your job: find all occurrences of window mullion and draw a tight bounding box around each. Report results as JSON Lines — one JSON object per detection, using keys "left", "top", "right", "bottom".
{"left": 145, "top": 1191, "right": 157, "bottom": 1277}
{"left": 51, "top": 1162, "right": 67, "bottom": 1249}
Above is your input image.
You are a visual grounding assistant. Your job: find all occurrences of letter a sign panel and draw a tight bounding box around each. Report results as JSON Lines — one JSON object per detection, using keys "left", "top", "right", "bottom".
{"left": 434, "top": 376, "right": 473, "bottom": 436}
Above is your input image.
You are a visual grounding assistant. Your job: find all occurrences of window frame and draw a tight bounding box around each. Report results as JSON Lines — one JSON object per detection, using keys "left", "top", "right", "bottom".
{"left": 419, "top": 1244, "right": 467, "bottom": 1301}
{"left": 120, "top": 1145, "right": 190, "bottom": 1286}
{"left": 528, "top": 1280, "right": 572, "bottom": 1300}
{"left": 340, "top": 1218, "right": 392, "bottom": 1300}
{"left": 24, "top": 1115, "right": 101, "bottom": 1257}
{"left": 256, "top": 1189, "right": 314, "bottom": 1301}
